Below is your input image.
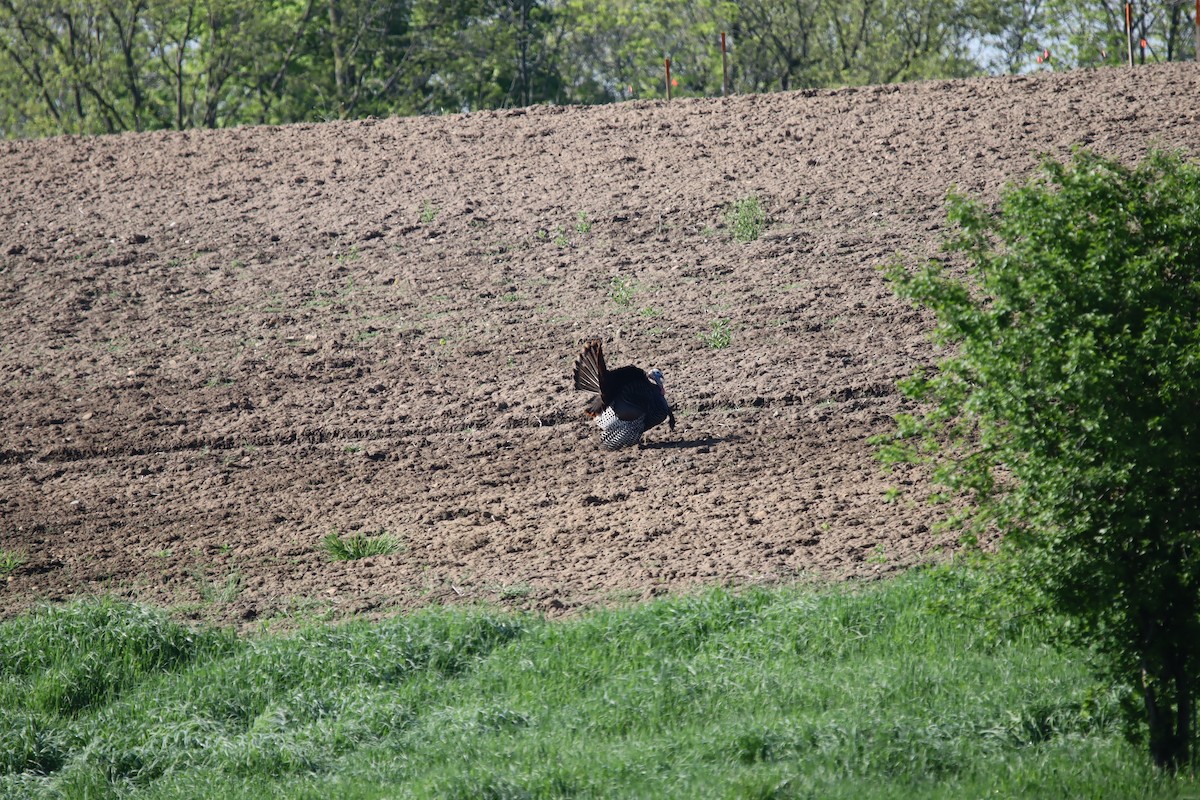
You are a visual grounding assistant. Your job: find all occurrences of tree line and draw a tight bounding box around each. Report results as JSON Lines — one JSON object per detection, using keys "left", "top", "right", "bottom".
{"left": 0, "top": 1, "right": 1195, "bottom": 138}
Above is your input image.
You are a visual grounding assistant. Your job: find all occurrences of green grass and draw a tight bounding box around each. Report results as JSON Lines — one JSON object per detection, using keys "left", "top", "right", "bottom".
{"left": 609, "top": 275, "right": 637, "bottom": 307}
{"left": 698, "top": 318, "right": 733, "bottom": 349}
{"left": 726, "top": 196, "right": 766, "bottom": 242}
{"left": 0, "top": 569, "right": 1183, "bottom": 799}
{"left": 0, "top": 548, "right": 23, "bottom": 577}
{"left": 322, "top": 530, "right": 402, "bottom": 561}
{"left": 418, "top": 201, "right": 439, "bottom": 224}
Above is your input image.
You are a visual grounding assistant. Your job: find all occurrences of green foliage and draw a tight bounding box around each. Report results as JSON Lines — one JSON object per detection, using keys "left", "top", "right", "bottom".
{"left": 0, "top": 548, "right": 23, "bottom": 577}
{"left": 0, "top": 598, "right": 235, "bottom": 720}
{"left": 5, "top": 0, "right": 1192, "bottom": 138}
{"left": 2, "top": 572, "right": 1185, "bottom": 798}
{"left": 881, "top": 149, "right": 1200, "bottom": 770}
{"left": 322, "top": 529, "right": 401, "bottom": 561}
{"left": 552, "top": 224, "right": 569, "bottom": 247}
{"left": 419, "top": 201, "right": 440, "bottom": 224}
{"left": 725, "top": 196, "right": 765, "bottom": 242}
{"left": 731, "top": 0, "right": 981, "bottom": 90}
{"left": 609, "top": 275, "right": 637, "bottom": 307}
{"left": 698, "top": 317, "right": 733, "bottom": 348}
{"left": 0, "top": 0, "right": 309, "bottom": 136}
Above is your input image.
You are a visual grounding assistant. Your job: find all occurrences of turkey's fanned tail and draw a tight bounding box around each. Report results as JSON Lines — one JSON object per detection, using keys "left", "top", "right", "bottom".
{"left": 573, "top": 340, "right": 606, "bottom": 396}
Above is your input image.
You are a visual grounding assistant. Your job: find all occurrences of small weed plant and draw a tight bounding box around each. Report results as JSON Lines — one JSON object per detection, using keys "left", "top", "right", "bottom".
{"left": 726, "top": 196, "right": 765, "bottom": 242}
{"left": 323, "top": 529, "right": 401, "bottom": 561}
{"left": 609, "top": 275, "right": 637, "bottom": 307}
{"left": 698, "top": 318, "right": 733, "bottom": 348}
{"left": 419, "top": 201, "right": 439, "bottom": 224}
{"left": 0, "top": 549, "right": 23, "bottom": 577}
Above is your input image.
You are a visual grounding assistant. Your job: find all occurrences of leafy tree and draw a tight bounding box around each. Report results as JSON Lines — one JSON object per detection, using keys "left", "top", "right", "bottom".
{"left": 727, "top": 0, "right": 986, "bottom": 93}
{"left": 880, "top": 150, "right": 1200, "bottom": 770}
{"left": 0, "top": 0, "right": 142, "bottom": 135}
{"left": 727, "top": 0, "right": 824, "bottom": 93}
{"left": 968, "top": 0, "right": 1048, "bottom": 74}
{"left": 1, "top": 0, "right": 1193, "bottom": 138}
{"left": 398, "top": 0, "right": 562, "bottom": 113}
{"left": 0, "top": 0, "right": 316, "bottom": 135}
{"left": 1025, "top": 0, "right": 1197, "bottom": 69}
{"left": 307, "top": 0, "right": 418, "bottom": 119}
{"left": 555, "top": 0, "right": 712, "bottom": 102}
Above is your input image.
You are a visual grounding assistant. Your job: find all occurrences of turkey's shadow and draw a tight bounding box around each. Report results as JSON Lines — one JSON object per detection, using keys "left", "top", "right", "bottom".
{"left": 643, "top": 434, "right": 740, "bottom": 450}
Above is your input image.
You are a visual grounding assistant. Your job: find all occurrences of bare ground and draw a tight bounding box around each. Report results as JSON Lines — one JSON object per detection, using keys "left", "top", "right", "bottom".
{"left": 2, "top": 64, "right": 1197, "bottom": 627}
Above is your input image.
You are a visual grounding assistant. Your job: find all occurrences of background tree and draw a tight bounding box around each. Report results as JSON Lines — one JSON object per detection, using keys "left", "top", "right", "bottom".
{"left": 1, "top": 0, "right": 1198, "bottom": 137}
{"left": 824, "top": 0, "right": 983, "bottom": 85}
{"left": 880, "top": 149, "right": 1200, "bottom": 770}
{"left": 969, "top": 0, "right": 1048, "bottom": 74}
{"left": 399, "top": 0, "right": 561, "bottom": 113}
{"left": 1029, "top": 0, "right": 1197, "bottom": 68}
{"left": 0, "top": 0, "right": 317, "bottom": 134}
{"left": 728, "top": 0, "right": 823, "bottom": 93}
{"left": 0, "top": 0, "right": 142, "bottom": 135}
{"left": 554, "top": 0, "right": 729, "bottom": 102}
{"left": 311, "top": 0, "right": 416, "bottom": 119}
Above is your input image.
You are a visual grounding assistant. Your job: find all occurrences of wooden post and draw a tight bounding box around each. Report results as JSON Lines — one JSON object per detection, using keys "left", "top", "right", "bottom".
{"left": 721, "top": 32, "right": 729, "bottom": 97}
{"left": 1126, "top": 3, "right": 1134, "bottom": 67}
{"left": 665, "top": 58, "right": 672, "bottom": 101}
{"left": 1195, "top": 0, "right": 1199, "bottom": 62}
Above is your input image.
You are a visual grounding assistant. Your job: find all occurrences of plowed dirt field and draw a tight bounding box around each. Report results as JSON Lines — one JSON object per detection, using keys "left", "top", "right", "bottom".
{"left": 3, "top": 64, "right": 1197, "bottom": 626}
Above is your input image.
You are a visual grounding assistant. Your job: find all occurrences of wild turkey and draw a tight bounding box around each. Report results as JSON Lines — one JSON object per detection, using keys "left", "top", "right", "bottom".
{"left": 572, "top": 339, "right": 675, "bottom": 449}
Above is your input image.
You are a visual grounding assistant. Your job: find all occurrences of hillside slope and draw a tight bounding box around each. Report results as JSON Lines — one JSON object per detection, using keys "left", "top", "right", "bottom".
{"left": 2, "top": 64, "right": 1197, "bottom": 624}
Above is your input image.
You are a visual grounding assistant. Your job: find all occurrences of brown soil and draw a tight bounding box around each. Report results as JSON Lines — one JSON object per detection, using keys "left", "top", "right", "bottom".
{"left": 2, "top": 64, "right": 1197, "bottom": 627}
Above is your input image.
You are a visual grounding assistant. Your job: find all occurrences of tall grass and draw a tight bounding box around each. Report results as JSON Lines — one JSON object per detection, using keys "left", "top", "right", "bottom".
{"left": 322, "top": 530, "right": 401, "bottom": 561}
{"left": 0, "top": 570, "right": 1184, "bottom": 799}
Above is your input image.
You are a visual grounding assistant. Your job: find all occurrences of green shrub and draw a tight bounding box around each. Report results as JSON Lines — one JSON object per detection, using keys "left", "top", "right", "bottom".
{"left": 881, "top": 149, "right": 1200, "bottom": 770}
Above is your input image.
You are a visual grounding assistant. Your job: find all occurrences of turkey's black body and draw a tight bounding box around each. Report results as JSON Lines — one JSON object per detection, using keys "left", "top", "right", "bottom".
{"left": 572, "top": 340, "right": 675, "bottom": 449}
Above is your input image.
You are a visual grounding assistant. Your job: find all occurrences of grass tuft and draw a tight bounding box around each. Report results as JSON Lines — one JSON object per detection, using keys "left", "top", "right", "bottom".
{"left": 419, "top": 200, "right": 439, "bottom": 224}
{"left": 0, "top": 548, "right": 24, "bottom": 577}
{"left": 322, "top": 529, "right": 402, "bottom": 561}
{"left": 726, "top": 195, "right": 766, "bottom": 242}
